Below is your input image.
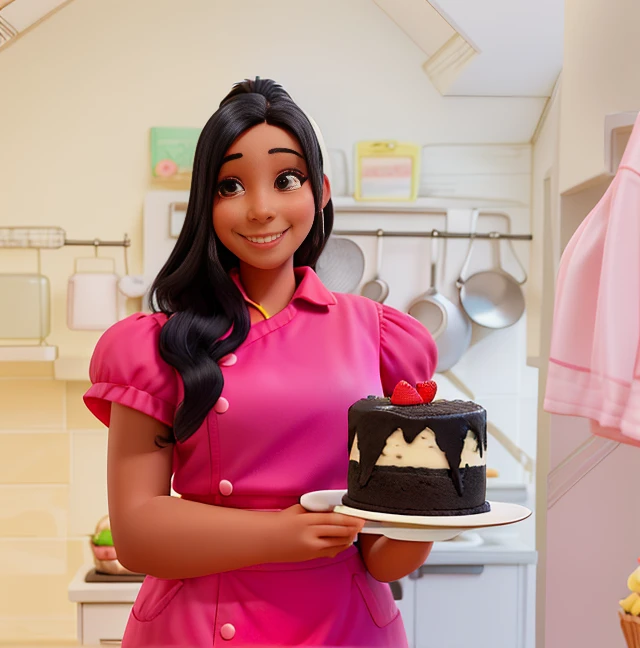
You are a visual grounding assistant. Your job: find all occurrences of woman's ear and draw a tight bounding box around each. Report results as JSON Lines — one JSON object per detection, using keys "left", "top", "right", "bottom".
{"left": 322, "top": 174, "right": 332, "bottom": 208}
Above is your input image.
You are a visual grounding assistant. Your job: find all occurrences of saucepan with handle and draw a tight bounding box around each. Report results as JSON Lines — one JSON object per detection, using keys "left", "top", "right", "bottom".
{"left": 408, "top": 230, "right": 472, "bottom": 372}
{"left": 456, "top": 210, "right": 527, "bottom": 329}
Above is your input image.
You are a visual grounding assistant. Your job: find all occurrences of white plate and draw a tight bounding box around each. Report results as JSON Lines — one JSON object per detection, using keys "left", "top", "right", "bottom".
{"left": 300, "top": 489, "right": 531, "bottom": 532}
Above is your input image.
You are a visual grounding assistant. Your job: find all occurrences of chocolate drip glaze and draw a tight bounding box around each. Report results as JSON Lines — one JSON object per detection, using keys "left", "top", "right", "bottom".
{"left": 348, "top": 398, "right": 487, "bottom": 497}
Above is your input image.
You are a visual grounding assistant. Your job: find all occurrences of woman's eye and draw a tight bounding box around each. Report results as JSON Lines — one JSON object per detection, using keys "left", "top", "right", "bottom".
{"left": 275, "top": 171, "right": 307, "bottom": 191}
{"left": 217, "top": 179, "right": 244, "bottom": 197}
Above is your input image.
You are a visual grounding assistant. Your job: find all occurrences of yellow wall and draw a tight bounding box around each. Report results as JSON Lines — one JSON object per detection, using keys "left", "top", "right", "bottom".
{"left": 0, "top": 363, "right": 106, "bottom": 641}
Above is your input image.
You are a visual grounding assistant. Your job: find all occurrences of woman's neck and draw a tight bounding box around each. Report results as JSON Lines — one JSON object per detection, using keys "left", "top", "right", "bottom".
{"left": 238, "top": 260, "right": 297, "bottom": 319}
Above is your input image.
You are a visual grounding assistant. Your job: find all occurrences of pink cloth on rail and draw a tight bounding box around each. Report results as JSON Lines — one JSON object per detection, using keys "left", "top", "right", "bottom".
{"left": 544, "top": 112, "right": 640, "bottom": 446}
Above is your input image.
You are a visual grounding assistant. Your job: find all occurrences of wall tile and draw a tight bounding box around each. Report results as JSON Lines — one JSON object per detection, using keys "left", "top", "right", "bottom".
{"left": 0, "top": 380, "right": 65, "bottom": 429}
{"left": 476, "top": 396, "right": 524, "bottom": 484}
{"left": 0, "top": 538, "right": 71, "bottom": 576}
{"left": 0, "top": 433, "right": 69, "bottom": 484}
{"left": 0, "top": 485, "right": 68, "bottom": 537}
{"left": 0, "top": 363, "right": 54, "bottom": 378}
{"left": 0, "top": 615, "right": 76, "bottom": 643}
{"left": 453, "top": 320, "right": 524, "bottom": 397}
{"left": 68, "top": 430, "right": 108, "bottom": 536}
{"left": 66, "top": 381, "right": 103, "bottom": 429}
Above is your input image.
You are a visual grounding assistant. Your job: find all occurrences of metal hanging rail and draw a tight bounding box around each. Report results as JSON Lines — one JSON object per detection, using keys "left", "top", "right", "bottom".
{"left": 332, "top": 228, "right": 532, "bottom": 240}
{"left": 64, "top": 235, "right": 131, "bottom": 247}
{"left": 0, "top": 227, "right": 131, "bottom": 249}
{"left": 0, "top": 229, "right": 131, "bottom": 274}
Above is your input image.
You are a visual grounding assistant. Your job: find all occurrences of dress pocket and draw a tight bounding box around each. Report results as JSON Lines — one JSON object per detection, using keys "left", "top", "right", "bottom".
{"left": 353, "top": 572, "right": 400, "bottom": 628}
{"left": 131, "top": 575, "right": 184, "bottom": 622}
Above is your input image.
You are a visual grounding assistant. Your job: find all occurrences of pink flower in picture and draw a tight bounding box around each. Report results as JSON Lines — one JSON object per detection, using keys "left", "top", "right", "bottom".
{"left": 155, "top": 158, "right": 178, "bottom": 177}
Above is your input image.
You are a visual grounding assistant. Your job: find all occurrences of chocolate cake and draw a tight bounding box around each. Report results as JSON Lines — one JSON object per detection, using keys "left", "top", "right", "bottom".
{"left": 343, "top": 394, "right": 490, "bottom": 516}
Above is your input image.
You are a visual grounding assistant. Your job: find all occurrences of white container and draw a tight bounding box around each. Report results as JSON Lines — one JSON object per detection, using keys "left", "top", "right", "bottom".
{"left": 0, "top": 274, "right": 50, "bottom": 339}
{"left": 67, "top": 257, "right": 126, "bottom": 331}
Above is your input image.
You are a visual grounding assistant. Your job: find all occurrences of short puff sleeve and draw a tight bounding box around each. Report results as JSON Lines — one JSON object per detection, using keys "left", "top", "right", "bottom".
{"left": 83, "top": 313, "right": 178, "bottom": 428}
{"left": 379, "top": 304, "right": 438, "bottom": 397}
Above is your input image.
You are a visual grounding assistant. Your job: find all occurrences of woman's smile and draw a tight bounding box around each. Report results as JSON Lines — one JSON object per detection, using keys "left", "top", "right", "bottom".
{"left": 238, "top": 227, "right": 290, "bottom": 247}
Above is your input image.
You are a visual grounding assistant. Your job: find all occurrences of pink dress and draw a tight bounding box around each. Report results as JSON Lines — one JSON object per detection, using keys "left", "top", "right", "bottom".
{"left": 84, "top": 266, "right": 437, "bottom": 647}
{"left": 543, "top": 112, "right": 640, "bottom": 446}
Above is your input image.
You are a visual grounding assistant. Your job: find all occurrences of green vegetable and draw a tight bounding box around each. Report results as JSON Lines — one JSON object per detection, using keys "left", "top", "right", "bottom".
{"left": 92, "top": 529, "right": 113, "bottom": 546}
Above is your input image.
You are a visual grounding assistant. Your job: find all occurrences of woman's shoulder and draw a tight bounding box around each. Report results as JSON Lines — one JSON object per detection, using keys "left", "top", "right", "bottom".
{"left": 96, "top": 311, "right": 169, "bottom": 345}
{"left": 89, "top": 312, "right": 173, "bottom": 378}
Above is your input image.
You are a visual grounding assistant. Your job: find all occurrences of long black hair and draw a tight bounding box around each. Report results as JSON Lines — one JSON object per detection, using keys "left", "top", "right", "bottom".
{"left": 149, "top": 78, "right": 334, "bottom": 445}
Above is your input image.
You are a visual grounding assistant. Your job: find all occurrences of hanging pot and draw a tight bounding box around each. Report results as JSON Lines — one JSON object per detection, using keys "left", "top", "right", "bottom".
{"left": 456, "top": 210, "right": 527, "bottom": 329}
{"left": 408, "top": 231, "right": 472, "bottom": 372}
{"left": 361, "top": 229, "right": 389, "bottom": 303}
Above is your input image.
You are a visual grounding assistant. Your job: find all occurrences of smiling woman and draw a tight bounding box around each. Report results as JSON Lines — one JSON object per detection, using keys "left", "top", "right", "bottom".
{"left": 83, "top": 77, "right": 437, "bottom": 648}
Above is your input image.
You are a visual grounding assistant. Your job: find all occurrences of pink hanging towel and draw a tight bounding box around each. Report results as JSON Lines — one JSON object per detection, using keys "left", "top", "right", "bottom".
{"left": 544, "top": 111, "right": 640, "bottom": 446}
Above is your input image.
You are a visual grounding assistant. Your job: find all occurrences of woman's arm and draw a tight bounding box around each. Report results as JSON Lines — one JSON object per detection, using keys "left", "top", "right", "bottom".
{"left": 108, "top": 403, "right": 363, "bottom": 580}
{"left": 358, "top": 533, "right": 433, "bottom": 582}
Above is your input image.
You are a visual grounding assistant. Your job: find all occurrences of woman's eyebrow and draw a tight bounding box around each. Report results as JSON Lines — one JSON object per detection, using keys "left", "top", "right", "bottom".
{"left": 269, "top": 148, "right": 304, "bottom": 159}
{"left": 221, "top": 153, "right": 243, "bottom": 165}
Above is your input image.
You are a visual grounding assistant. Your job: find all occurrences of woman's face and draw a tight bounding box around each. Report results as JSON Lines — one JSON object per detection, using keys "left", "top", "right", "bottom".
{"left": 213, "top": 122, "right": 328, "bottom": 271}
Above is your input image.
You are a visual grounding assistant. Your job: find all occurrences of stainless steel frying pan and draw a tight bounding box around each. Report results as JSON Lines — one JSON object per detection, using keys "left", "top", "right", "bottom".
{"left": 315, "top": 236, "right": 365, "bottom": 294}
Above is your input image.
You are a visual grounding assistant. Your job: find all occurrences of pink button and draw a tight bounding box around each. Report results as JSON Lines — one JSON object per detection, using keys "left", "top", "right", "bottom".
{"left": 219, "top": 480, "right": 233, "bottom": 496}
{"left": 220, "top": 623, "right": 236, "bottom": 640}
{"left": 219, "top": 353, "right": 237, "bottom": 367}
{"left": 214, "top": 397, "right": 229, "bottom": 414}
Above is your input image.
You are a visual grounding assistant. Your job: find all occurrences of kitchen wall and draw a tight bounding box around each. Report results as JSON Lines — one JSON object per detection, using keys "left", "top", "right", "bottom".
{"left": 537, "top": 2, "right": 640, "bottom": 647}
{"left": 559, "top": 0, "right": 640, "bottom": 193}
{"left": 0, "top": 362, "right": 106, "bottom": 640}
{"left": 0, "top": 0, "right": 539, "bottom": 642}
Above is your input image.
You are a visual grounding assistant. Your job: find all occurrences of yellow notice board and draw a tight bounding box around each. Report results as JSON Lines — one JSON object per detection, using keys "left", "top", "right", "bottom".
{"left": 354, "top": 141, "right": 420, "bottom": 201}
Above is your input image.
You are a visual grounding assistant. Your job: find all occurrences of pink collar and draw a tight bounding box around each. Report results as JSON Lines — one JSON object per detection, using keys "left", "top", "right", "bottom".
{"left": 228, "top": 266, "right": 337, "bottom": 310}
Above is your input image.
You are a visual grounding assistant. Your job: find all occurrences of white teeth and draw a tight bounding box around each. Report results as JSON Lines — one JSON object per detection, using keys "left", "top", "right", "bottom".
{"left": 245, "top": 231, "right": 285, "bottom": 244}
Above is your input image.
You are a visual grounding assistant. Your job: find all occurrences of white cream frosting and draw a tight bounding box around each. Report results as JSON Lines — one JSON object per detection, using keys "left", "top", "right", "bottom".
{"left": 349, "top": 427, "right": 485, "bottom": 469}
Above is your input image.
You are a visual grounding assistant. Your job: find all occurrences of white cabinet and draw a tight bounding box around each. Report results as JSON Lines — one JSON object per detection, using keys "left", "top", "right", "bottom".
{"left": 411, "top": 563, "right": 533, "bottom": 648}
{"left": 78, "top": 602, "right": 131, "bottom": 646}
{"left": 398, "top": 535, "right": 537, "bottom": 648}
{"left": 68, "top": 565, "right": 140, "bottom": 646}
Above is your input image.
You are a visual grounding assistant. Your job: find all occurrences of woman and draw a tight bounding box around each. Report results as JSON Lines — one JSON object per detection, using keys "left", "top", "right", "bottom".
{"left": 84, "top": 77, "right": 438, "bottom": 647}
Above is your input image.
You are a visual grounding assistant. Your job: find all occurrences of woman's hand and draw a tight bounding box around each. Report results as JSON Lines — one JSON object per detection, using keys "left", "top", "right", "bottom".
{"left": 268, "top": 504, "right": 365, "bottom": 563}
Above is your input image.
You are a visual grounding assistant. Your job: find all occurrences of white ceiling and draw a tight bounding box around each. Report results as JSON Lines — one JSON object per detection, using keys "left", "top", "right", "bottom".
{"left": 431, "top": 0, "right": 564, "bottom": 97}
{"left": 373, "top": 0, "right": 563, "bottom": 98}
{"left": 1, "top": 0, "right": 563, "bottom": 101}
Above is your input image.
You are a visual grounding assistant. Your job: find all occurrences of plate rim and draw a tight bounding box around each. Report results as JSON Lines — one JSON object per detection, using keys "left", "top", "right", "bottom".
{"left": 335, "top": 501, "right": 531, "bottom": 529}
{"left": 300, "top": 489, "right": 531, "bottom": 529}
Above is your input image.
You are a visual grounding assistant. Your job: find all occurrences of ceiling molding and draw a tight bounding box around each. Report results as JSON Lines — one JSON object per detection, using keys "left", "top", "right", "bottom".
{"left": 0, "top": 0, "right": 73, "bottom": 52}
{"left": 422, "top": 33, "right": 477, "bottom": 95}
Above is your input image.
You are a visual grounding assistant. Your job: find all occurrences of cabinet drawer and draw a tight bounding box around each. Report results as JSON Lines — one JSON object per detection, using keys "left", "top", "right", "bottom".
{"left": 81, "top": 602, "right": 132, "bottom": 645}
{"left": 413, "top": 565, "right": 521, "bottom": 648}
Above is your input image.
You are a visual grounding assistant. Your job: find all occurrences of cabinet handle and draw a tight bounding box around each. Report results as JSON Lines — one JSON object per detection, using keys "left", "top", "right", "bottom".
{"left": 390, "top": 580, "right": 403, "bottom": 600}
{"left": 410, "top": 564, "right": 485, "bottom": 579}
{"left": 99, "top": 640, "right": 122, "bottom": 645}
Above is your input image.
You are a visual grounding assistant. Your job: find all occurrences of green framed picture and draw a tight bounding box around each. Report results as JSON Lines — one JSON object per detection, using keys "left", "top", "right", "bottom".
{"left": 150, "top": 127, "right": 201, "bottom": 179}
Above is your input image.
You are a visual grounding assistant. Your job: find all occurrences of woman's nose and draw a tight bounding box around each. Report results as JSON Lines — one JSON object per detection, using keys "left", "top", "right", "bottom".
{"left": 247, "top": 194, "right": 276, "bottom": 223}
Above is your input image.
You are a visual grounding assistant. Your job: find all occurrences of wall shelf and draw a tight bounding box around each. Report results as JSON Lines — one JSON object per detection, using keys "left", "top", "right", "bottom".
{"left": 0, "top": 345, "right": 57, "bottom": 362}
